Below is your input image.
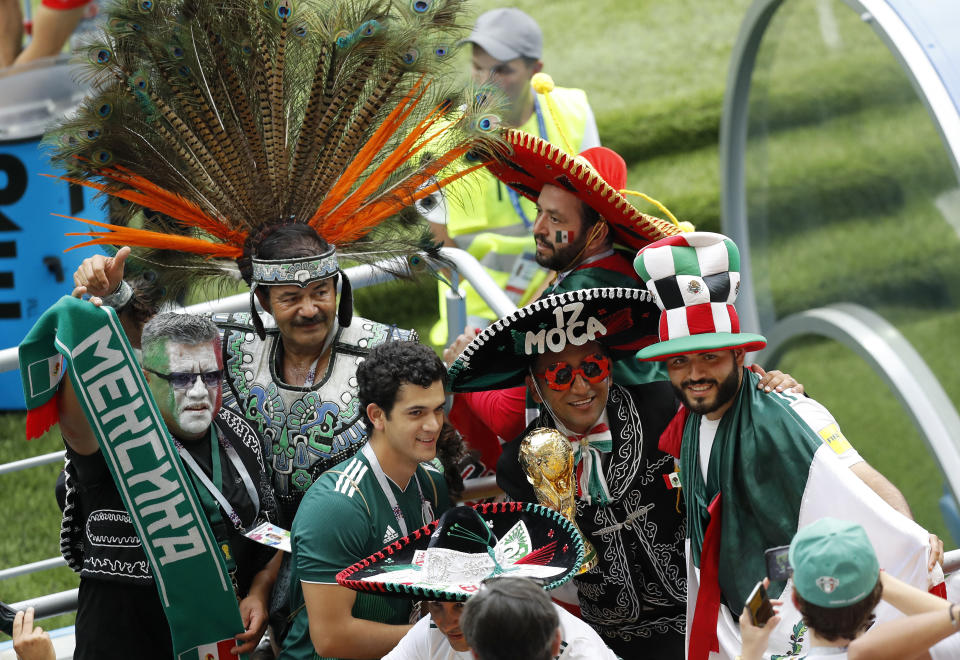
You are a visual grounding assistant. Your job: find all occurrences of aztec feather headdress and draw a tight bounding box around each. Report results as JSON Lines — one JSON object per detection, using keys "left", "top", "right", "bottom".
{"left": 46, "top": 0, "right": 508, "bottom": 330}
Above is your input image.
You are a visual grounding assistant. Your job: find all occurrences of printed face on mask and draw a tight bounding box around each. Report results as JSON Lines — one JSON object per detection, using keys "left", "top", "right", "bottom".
{"left": 146, "top": 339, "right": 223, "bottom": 441}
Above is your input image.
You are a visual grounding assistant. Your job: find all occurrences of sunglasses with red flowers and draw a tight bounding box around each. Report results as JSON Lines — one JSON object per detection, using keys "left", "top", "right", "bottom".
{"left": 535, "top": 353, "right": 611, "bottom": 391}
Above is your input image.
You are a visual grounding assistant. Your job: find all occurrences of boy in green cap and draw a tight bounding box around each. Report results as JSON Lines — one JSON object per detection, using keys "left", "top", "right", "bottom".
{"left": 740, "top": 517, "right": 960, "bottom": 660}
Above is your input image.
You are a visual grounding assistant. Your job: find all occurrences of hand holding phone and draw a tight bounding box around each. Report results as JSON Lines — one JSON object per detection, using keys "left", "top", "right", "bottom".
{"left": 745, "top": 580, "right": 775, "bottom": 626}
{"left": 740, "top": 579, "right": 783, "bottom": 660}
{"left": 764, "top": 545, "right": 792, "bottom": 582}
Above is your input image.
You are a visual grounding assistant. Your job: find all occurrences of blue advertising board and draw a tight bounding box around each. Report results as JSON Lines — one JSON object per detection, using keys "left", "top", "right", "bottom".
{"left": 0, "top": 57, "right": 106, "bottom": 409}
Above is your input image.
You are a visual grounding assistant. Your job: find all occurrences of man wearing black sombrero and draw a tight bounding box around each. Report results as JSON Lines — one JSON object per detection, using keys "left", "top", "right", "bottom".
{"left": 447, "top": 287, "right": 688, "bottom": 657}
{"left": 336, "top": 503, "right": 618, "bottom": 659}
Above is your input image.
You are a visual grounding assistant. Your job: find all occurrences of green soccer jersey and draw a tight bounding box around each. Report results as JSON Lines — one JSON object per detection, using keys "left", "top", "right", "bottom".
{"left": 280, "top": 448, "right": 449, "bottom": 660}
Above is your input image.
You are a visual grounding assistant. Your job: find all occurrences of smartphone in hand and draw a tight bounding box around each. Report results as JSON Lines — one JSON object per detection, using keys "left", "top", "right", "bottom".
{"left": 746, "top": 580, "right": 775, "bottom": 626}
{"left": 764, "top": 545, "right": 792, "bottom": 582}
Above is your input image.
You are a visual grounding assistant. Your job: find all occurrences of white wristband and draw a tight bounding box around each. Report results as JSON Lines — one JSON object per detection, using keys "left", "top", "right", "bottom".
{"left": 101, "top": 280, "right": 133, "bottom": 310}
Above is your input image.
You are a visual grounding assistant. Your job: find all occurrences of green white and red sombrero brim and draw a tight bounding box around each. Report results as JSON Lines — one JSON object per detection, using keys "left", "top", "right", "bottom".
{"left": 633, "top": 232, "right": 766, "bottom": 360}
{"left": 485, "top": 130, "right": 680, "bottom": 250}
{"left": 336, "top": 502, "right": 583, "bottom": 602}
{"left": 447, "top": 287, "right": 660, "bottom": 393}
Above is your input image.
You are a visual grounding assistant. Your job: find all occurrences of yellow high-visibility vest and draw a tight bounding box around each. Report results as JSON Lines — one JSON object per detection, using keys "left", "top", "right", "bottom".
{"left": 430, "top": 87, "right": 595, "bottom": 345}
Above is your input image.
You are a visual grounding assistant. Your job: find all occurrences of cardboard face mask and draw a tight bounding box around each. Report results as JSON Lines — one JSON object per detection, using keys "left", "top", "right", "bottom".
{"left": 148, "top": 339, "right": 222, "bottom": 440}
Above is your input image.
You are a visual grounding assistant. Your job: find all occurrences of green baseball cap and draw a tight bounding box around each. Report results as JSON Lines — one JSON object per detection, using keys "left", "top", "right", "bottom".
{"left": 789, "top": 518, "right": 879, "bottom": 608}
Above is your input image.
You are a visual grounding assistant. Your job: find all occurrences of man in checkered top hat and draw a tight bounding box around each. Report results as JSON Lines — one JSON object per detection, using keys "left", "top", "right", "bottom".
{"left": 633, "top": 231, "right": 945, "bottom": 660}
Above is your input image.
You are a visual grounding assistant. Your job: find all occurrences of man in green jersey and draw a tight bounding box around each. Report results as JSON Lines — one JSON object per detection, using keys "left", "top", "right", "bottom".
{"left": 280, "top": 341, "right": 450, "bottom": 660}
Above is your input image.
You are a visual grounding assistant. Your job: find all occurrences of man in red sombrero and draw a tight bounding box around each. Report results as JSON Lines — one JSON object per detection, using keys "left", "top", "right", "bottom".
{"left": 485, "top": 131, "right": 683, "bottom": 296}
{"left": 421, "top": 7, "right": 602, "bottom": 345}
{"left": 633, "top": 231, "right": 945, "bottom": 660}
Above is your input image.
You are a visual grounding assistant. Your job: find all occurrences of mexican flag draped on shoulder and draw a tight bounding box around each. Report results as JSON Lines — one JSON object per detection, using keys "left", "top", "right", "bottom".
{"left": 632, "top": 232, "right": 940, "bottom": 659}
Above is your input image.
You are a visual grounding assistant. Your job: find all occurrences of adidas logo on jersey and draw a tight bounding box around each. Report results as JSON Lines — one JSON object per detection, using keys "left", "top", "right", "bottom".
{"left": 382, "top": 525, "right": 398, "bottom": 544}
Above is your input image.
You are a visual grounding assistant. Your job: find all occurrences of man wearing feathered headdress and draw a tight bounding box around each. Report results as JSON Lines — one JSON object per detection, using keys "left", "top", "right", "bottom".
{"left": 75, "top": 224, "right": 416, "bottom": 530}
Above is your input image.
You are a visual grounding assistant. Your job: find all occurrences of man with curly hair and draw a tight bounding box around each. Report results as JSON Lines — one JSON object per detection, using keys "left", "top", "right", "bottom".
{"left": 281, "top": 341, "right": 451, "bottom": 660}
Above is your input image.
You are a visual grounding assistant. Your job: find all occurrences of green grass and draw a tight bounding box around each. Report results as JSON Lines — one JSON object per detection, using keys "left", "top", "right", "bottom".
{"left": 0, "top": 419, "right": 78, "bottom": 640}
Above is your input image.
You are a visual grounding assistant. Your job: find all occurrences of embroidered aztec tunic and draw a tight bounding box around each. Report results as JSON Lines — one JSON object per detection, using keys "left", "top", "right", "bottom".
{"left": 497, "top": 382, "right": 687, "bottom": 653}
{"left": 213, "top": 311, "right": 415, "bottom": 526}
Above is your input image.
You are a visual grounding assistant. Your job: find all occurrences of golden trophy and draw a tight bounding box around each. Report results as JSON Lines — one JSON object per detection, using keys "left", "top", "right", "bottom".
{"left": 519, "top": 428, "right": 599, "bottom": 574}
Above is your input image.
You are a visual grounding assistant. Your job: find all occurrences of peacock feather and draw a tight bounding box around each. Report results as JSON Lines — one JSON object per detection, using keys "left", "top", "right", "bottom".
{"left": 45, "top": 0, "right": 508, "bottom": 294}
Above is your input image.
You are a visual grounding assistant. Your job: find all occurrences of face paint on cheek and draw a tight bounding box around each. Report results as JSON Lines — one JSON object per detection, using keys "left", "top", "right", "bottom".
{"left": 555, "top": 230, "right": 574, "bottom": 245}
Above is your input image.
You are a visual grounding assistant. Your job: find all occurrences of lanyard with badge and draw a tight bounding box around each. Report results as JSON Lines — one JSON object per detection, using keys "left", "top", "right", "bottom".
{"left": 361, "top": 443, "right": 433, "bottom": 536}
{"left": 501, "top": 91, "right": 549, "bottom": 304}
{"left": 504, "top": 92, "right": 548, "bottom": 229}
{"left": 176, "top": 426, "right": 261, "bottom": 577}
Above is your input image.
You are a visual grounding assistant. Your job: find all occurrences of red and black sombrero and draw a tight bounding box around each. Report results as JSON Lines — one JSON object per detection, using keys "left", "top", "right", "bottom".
{"left": 336, "top": 502, "right": 583, "bottom": 602}
{"left": 485, "top": 130, "right": 680, "bottom": 250}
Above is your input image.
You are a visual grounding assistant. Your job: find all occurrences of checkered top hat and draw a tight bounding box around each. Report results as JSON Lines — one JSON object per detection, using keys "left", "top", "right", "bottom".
{"left": 447, "top": 287, "right": 660, "bottom": 392}
{"left": 336, "top": 503, "right": 583, "bottom": 602}
{"left": 632, "top": 232, "right": 766, "bottom": 360}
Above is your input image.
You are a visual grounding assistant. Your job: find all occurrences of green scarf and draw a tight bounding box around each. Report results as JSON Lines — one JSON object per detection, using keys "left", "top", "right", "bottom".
{"left": 19, "top": 296, "right": 248, "bottom": 659}
{"left": 680, "top": 368, "right": 822, "bottom": 613}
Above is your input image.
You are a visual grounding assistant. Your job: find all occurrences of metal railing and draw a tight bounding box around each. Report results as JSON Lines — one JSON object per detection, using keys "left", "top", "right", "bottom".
{"left": 0, "top": 249, "right": 511, "bottom": 622}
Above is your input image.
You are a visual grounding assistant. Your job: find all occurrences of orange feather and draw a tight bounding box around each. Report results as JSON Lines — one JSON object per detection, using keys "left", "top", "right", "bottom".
{"left": 56, "top": 214, "right": 244, "bottom": 257}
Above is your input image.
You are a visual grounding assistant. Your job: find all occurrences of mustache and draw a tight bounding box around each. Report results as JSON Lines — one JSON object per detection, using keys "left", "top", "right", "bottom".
{"left": 291, "top": 314, "right": 326, "bottom": 327}
{"left": 682, "top": 378, "right": 718, "bottom": 389}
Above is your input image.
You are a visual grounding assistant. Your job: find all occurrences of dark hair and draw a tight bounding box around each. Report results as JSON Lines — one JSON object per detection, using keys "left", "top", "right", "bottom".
{"left": 125, "top": 270, "right": 164, "bottom": 327}
{"left": 795, "top": 579, "right": 883, "bottom": 642}
{"left": 141, "top": 313, "right": 219, "bottom": 369}
{"left": 578, "top": 201, "right": 611, "bottom": 249}
{"left": 357, "top": 341, "right": 447, "bottom": 426}
{"left": 435, "top": 422, "right": 466, "bottom": 499}
{"left": 461, "top": 578, "right": 558, "bottom": 660}
{"left": 238, "top": 224, "right": 331, "bottom": 284}
{"left": 521, "top": 56, "right": 541, "bottom": 69}
{"left": 579, "top": 200, "right": 602, "bottom": 227}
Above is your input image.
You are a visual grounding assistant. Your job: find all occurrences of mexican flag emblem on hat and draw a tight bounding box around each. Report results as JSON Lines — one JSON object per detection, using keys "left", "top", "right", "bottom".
{"left": 447, "top": 287, "right": 660, "bottom": 393}
{"left": 632, "top": 232, "right": 766, "bottom": 361}
{"left": 336, "top": 503, "right": 583, "bottom": 602}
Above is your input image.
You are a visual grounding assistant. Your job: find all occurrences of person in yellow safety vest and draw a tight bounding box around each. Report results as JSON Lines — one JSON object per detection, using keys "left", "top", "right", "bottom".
{"left": 420, "top": 7, "right": 600, "bottom": 345}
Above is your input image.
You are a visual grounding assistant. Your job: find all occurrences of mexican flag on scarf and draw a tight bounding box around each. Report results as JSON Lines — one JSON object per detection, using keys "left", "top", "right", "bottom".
{"left": 179, "top": 638, "right": 238, "bottom": 660}
{"left": 19, "top": 296, "right": 248, "bottom": 659}
{"left": 668, "top": 368, "right": 933, "bottom": 659}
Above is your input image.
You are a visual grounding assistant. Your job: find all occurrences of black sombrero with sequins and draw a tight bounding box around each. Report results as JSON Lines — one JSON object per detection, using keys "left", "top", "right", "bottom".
{"left": 447, "top": 287, "right": 659, "bottom": 393}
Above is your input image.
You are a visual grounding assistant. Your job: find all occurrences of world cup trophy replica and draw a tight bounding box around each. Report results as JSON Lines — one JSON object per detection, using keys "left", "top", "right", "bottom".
{"left": 519, "top": 428, "right": 599, "bottom": 574}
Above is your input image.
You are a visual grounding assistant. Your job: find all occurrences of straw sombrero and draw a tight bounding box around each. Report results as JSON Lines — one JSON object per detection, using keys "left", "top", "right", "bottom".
{"left": 336, "top": 502, "right": 583, "bottom": 602}
{"left": 486, "top": 130, "right": 680, "bottom": 250}
{"left": 447, "top": 287, "right": 659, "bottom": 393}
